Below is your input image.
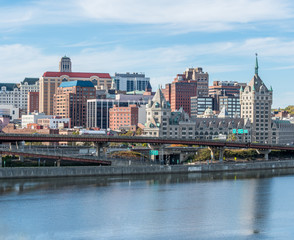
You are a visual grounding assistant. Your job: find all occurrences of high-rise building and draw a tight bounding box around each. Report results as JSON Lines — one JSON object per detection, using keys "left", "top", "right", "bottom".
{"left": 184, "top": 67, "right": 209, "bottom": 97}
{"left": 190, "top": 96, "right": 214, "bottom": 118}
{"left": 218, "top": 95, "right": 240, "bottom": 118}
{"left": 39, "top": 72, "right": 111, "bottom": 115}
{"left": 162, "top": 74, "right": 197, "bottom": 116}
{"left": 143, "top": 88, "right": 251, "bottom": 142}
{"left": 0, "top": 78, "right": 39, "bottom": 115}
{"left": 113, "top": 72, "right": 151, "bottom": 92}
{"left": 39, "top": 57, "right": 112, "bottom": 115}
{"left": 87, "top": 98, "right": 148, "bottom": 129}
{"left": 240, "top": 55, "right": 273, "bottom": 143}
{"left": 109, "top": 104, "right": 139, "bottom": 130}
{"left": 27, "top": 92, "right": 39, "bottom": 113}
{"left": 209, "top": 81, "right": 246, "bottom": 96}
{"left": 53, "top": 81, "right": 96, "bottom": 127}
{"left": 59, "top": 56, "right": 72, "bottom": 72}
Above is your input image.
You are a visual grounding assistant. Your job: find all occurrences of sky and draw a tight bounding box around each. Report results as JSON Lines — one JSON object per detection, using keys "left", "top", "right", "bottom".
{"left": 0, "top": 0, "right": 294, "bottom": 108}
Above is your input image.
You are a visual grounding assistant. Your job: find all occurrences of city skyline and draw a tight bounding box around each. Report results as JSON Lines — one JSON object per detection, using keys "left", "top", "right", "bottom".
{"left": 1, "top": 0, "right": 294, "bottom": 108}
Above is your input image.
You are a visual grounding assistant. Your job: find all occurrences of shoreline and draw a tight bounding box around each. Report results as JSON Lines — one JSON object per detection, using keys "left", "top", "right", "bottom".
{"left": 0, "top": 159, "right": 294, "bottom": 179}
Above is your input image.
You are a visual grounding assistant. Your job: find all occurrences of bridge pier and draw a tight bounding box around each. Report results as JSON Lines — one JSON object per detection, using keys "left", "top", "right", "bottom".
{"left": 148, "top": 143, "right": 165, "bottom": 164}
{"left": 208, "top": 146, "right": 216, "bottom": 162}
{"left": 208, "top": 146, "right": 225, "bottom": 163}
{"left": 57, "top": 159, "right": 61, "bottom": 167}
{"left": 0, "top": 155, "right": 2, "bottom": 168}
{"left": 94, "top": 142, "right": 108, "bottom": 159}
{"left": 257, "top": 149, "right": 271, "bottom": 160}
{"left": 219, "top": 147, "right": 225, "bottom": 162}
{"left": 19, "top": 155, "right": 24, "bottom": 162}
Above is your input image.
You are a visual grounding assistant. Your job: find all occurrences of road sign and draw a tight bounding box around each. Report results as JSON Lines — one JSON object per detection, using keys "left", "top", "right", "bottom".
{"left": 232, "top": 129, "right": 237, "bottom": 134}
{"left": 150, "top": 150, "right": 159, "bottom": 156}
{"left": 238, "top": 129, "right": 244, "bottom": 134}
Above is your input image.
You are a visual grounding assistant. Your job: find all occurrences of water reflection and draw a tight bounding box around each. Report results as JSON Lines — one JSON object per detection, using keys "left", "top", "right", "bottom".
{"left": 1, "top": 169, "right": 294, "bottom": 239}
{"left": 0, "top": 168, "right": 292, "bottom": 196}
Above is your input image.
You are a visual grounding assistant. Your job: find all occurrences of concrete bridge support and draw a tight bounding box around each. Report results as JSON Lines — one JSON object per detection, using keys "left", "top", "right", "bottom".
{"left": 257, "top": 149, "right": 271, "bottom": 160}
{"left": 148, "top": 143, "right": 165, "bottom": 164}
{"left": 19, "top": 155, "right": 24, "bottom": 162}
{"left": 94, "top": 142, "right": 108, "bottom": 159}
{"left": 0, "top": 155, "right": 2, "bottom": 168}
{"left": 219, "top": 147, "right": 225, "bottom": 162}
{"left": 208, "top": 146, "right": 225, "bottom": 162}
{"left": 208, "top": 146, "right": 216, "bottom": 162}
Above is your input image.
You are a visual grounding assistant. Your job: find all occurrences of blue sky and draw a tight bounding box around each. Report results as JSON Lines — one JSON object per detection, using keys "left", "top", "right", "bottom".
{"left": 1, "top": 0, "right": 294, "bottom": 107}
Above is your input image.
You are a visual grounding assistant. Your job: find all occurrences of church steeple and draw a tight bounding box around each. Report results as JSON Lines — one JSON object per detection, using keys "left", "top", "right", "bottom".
{"left": 255, "top": 53, "right": 258, "bottom": 75}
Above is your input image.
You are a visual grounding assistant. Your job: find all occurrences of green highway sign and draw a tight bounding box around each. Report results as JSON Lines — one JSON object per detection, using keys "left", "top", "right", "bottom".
{"left": 238, "top": 129, "right": 244, "bottom": 134}
{"left": 150, "top": 150, "right": 159, "bottom": 156}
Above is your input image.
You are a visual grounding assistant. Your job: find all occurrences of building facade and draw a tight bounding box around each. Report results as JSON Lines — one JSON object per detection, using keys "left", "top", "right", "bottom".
{"left": 144, "top": 88, "right": 251, "bottom": 142}
{"left": 39, "top": 71, "right": 111, "bottom": 115}
{"left": 191, "top": 96, "right": 214, "bottom": 118}
{"left": 184, "top": 67, "right": 209, "bottom": 97}
{"left": 109, "top": 104, "right": 139, "bottom": 130}
{"left": 39, "top": 56, "right": 112, "bottom": 115}
{"left": 53, "top": 81, "right": 96, "bottom": 127}
{"left": 240, "top": 56, "right": 272, "bottom": 143}
{"left": 162, "top": 74, "right": 197, "bottom": 116}
{"left": 113, "top": 72, "right": 151, "bottom": 92}
{"left": 27, "top": 92, "right": 39, "bottom": 114}
{"left": 37, "top": 116, "right": 71, "bottom": 129}
{"left": 0, "top": 78, "right": 39, "bottom": 115}
{"left": 87, "top": 98, "right": 148, "bottom": 129}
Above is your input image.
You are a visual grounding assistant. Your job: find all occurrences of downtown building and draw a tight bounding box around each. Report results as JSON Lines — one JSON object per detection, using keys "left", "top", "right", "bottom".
{"left": 143, "top": 88, "right": 251, "bottom": 142}
{"left": 162, "top": 67, "right": 209, "bottom": 116}
{"left": 53, "top": 81, "right": 96, "bottom": 127}
{"left": 240, "top": 56, "right": 273, "bottom": 144}
{"left": 208, "top": 81, "right": 246, "bottom": 117}
{"left": 39, "top": 56, "right": 112, "bottom": 115}
{"left": 109, "top": 104, "right": 139, "bottom": 131}
{"left": 0, "top": 78, "right": 39, "bottom": 115}
{"left": 87, "top": 93, "right": 152, "bottom": 130}
{"left": 113, "top": 72, "right": 151, "bottom": 92}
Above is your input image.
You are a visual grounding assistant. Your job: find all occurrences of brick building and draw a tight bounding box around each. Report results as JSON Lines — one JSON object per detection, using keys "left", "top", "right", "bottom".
{"left": 162, "top": 75, "right": 197, "bottom": 116}
{"left": 27, "top": 92, "right": 39, "bottom": 113}
{"left": 109, "top": 104, "right": 139, "bottom": 130}
{"left": 53, "top": 81, "right": 95, "bottom": 127}
{"left": 39, "top": 56, "right": 111, "bottom": 115}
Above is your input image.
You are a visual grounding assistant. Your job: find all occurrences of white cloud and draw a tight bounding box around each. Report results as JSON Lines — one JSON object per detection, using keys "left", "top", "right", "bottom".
{"left": 77, "top": 0, "right": 294, "bottom": 31}
{"left": 0, "top": 44, "right": 57, "bottom": 81}
{"left": 0, "top": 0, "right": 293, "bottom": 33}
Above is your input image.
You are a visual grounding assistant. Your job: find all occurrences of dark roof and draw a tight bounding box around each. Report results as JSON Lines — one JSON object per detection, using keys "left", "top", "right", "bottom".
{"left": 59, "top": 80, "right": 94, "bottom": 88}
{"left": 0, "top": 83, "right": 18, "bottom": 91}
{"left": 21, "top": 78, "right": 39, "bottom": 85}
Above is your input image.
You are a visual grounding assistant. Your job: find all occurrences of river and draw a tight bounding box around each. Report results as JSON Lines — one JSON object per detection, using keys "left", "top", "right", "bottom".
{"left": 1, "top": 169, "right": 294, "bottom": 239}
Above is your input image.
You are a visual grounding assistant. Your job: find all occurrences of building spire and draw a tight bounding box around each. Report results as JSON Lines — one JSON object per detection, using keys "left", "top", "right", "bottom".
{"left": 255, "top": 53, "right": 259, "bottom": 75}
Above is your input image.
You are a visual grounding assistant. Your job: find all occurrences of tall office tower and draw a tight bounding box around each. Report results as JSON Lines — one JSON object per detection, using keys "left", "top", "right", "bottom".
{"left": 59, "top": 56, "right": 72, "bottom": 72}
{"left": 240, "top": 55, "right": 273, "bottom": 143}
{"left": 184, "top": 67, "right": 209, "bottom": 97}
{"left": 113, "top": 72, "right": 151, "bottom": 92}
{"left": 53, "top": 81, "right": 96, "bottom": 127}
{"left": 39, "top": 57, "right": 111, "bottom": 115}
{"left": 162, "top": 74, "right": 197, "bottom": 116}
{"left": 27, "top": 92, "right": 39, "bottom": 113}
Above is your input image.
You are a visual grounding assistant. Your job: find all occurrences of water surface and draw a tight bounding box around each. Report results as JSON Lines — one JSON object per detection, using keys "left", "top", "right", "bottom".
{"left": 1, "top": 169, "right": 294, "bottom": 239}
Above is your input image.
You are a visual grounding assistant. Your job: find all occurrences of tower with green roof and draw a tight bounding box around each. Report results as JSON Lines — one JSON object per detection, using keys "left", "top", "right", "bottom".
{"left": 240, "top": 54, "right": 273, "bottom": 144}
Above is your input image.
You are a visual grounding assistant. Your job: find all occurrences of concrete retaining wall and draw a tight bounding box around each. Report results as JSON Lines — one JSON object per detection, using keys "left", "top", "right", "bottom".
{"left": 1, "top": 160, "right": 294, "bottom": 179}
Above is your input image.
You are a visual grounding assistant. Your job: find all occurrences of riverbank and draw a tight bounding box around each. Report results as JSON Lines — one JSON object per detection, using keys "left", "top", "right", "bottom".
{"left": 1, "top": 159, "right": 294, "bottom": 179}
